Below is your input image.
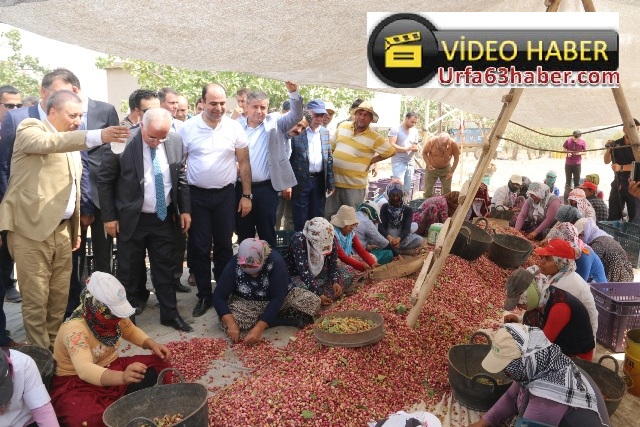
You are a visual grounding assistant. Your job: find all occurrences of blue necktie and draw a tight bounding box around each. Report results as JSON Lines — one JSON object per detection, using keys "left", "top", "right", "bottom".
{"left": 150, "top": 147, "right": 167, "bottom": 221}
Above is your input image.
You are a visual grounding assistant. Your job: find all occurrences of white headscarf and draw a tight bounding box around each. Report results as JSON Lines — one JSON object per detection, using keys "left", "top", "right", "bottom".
{"left": 526, "top": 182, "right": 552, "bottom": 222}
{"left": 302, "top": 218, "right": 334, "bottom": 277}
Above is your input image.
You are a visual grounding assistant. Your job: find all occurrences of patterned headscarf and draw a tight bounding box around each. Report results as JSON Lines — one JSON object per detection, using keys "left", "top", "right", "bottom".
{"left": 501, "top": 325, "right": 601, "bottom": 418}
{"left": 585, "top": 173, "right": 600, "bottom": 186}
{"left": 568, "top": 189, "right": 590, "bottom": 218}
{"left": 67, "top": 288, "right": 122, "bottom": 347}
{"left": 555, "top": 205, "right": 582, "bottom": 224}
{"left": 303, "top": 217, "right": 334, "bottom": 277}
{"left": 237, "top": 238, "right": 271, "bottom": 275}
{"left": 357, "top": 201, "right": 380, "bottom": 222}
{"left": 444, "top": 191, "right": 460, "bottom": 217}
{"left": 472, "top": 182, "right": 490, "bottom": 217}
{"left": 526, "top": 182, "right": 552, "bottom": 222}
{"left": 547, "top": 222, "right": 589, "bottom": 254}
{"left": 385, "top": 180, "right": 406, "bottom": 229}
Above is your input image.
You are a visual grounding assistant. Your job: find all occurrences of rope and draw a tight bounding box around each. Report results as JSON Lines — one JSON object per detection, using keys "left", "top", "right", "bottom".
{"left": 498, "top": 136, "right": 639, "bottom": 154}
{"left": 508, "top": 120, "right": 623, "bottom": 138}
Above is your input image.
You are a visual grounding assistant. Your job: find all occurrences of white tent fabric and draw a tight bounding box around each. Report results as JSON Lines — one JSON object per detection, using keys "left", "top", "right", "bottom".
{"left": 1, "top": 0, "right": 639, "bottom": 127}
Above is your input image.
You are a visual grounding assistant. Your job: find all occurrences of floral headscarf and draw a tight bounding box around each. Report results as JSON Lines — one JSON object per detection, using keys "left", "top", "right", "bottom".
{"left": 526, "top": 182, "right": 552, "bottom": 222}
{"left": 67, "top": 288, "right": 122, "bottom": 347}
{"left": 357, "top": 201, "right": 380, "bottom": 222}
{"left": 500, "top": 325, "right": 601, "bottom": 417}
{"left": 568, "top": 188, "right": 591, "bottom": 218}
{"left": 303, "top": 217, "right": 334, "bottom": 277}
{"left": 444, "top": 191, "right": 460, "bottom": 217}
{"left": 547, "top": 222, "right": 589, "bottom": 254}
{"left": 237, "top": 238, "right": 271, "bottom": 275}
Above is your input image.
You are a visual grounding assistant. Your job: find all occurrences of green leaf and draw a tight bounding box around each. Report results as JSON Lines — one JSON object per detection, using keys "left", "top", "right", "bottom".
{"left": 369, "top": 293, "right": 388, "bottom": 301}
{"left": 330, "top": 379, "right": 340, "bottom": 387}
{"left": 285, "top": 356, "right": 293, "bottom": 362}
{"left": 339, "top": 356, "right": 348, "bottom": 366}
{"left": 301, "top": 410, "right": 315, "bottom": 419}
{"left": 395, "top": 304, "right": 407, "bottom": 314}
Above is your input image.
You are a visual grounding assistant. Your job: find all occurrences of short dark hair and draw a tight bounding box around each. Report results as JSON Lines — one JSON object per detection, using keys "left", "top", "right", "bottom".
{"left": 41, "top": 68, "right": 80, "bottom": 90}
{"left": 22, "top": 96, "right": 39, "bottom": 107}
{"left": 45, "top": 90, "right": 81, "bottom": 114}
{"left": 134, "top": 89, "right": 159, "bottom": 110}
{"left": 127, "top": 89, "right": 140, "bottom": 111}
{"left": 405, "top": 111, "right": 418, "bottom": 119}
{"left": 282, "top": 100, "right": 291, "bottom": 112}
{"left": 0, "top": 85, "right": 20, "bottom": 98}
{"left": 236, "top": 88, "right": 249, "bottom": 97}
{"left": 201, "top": 83, "right": 226, "bottom": 102}
{"left": 301, "top": 108, "right": 312, "bottom": 125}
{"left": 157, "top": 87, "right": 178, "bottom": 103}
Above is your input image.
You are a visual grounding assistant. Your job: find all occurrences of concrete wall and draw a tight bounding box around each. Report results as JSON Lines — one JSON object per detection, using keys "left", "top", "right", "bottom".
{"left": 105, "top": 66, "right": 139, "bottom": 120}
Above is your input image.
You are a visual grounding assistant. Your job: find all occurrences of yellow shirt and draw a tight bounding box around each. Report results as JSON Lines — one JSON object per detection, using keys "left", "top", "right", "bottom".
{"left": 53, "top": 318, "right": 149, "bottom": 385}
{"left": 331, "top": 122, "right": 394, "bottom": 189}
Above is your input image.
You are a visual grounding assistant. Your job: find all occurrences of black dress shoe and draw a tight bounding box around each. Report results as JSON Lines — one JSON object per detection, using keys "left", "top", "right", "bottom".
{"left": 134, "top": 301, "right": 147, "bottom": 315}
{"left": 174, "top": 282, "right": 192, "bottom": 293}
{"left": 161, "top": 316, "right": 193, "bottom": 332}
{"left": 192, "top": 299, "right": 212, "bottom": 317}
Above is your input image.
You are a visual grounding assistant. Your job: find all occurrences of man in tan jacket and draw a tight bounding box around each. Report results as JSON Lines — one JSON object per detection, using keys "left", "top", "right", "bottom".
{"left": 0, "top": 90, "right": 128, "bottom": 348}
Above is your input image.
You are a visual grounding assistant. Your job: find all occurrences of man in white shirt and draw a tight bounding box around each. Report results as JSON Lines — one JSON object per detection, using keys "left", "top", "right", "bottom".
{"left": 389, "top": 112, "right": 419, "bottom": 197}
{"left": 179, "top": 83, "right": 252, "bottom": 318}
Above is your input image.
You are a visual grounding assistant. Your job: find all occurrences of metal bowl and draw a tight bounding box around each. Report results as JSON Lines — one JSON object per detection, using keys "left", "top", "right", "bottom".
{"left": 314, "top": 310, "right": 385, "bottom": 348}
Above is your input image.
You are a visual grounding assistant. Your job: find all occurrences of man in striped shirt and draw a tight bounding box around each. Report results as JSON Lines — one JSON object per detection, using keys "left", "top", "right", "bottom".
{"left": 325, "top": 101, "right": 395, "bottom": 219}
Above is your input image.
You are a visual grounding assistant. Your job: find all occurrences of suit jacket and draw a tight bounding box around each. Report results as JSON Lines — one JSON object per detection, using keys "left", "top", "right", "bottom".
{"left": 81, "top": 98, "right": 120, "bottom": 214}
{"left": 244, "top": 94, "right": 302, "bottom": 192}
{"left": 97, "top": 127, "right": 190, "bottom": 242}
{"left": 0, "top": 119, "right": 86, "bottom": 242}
{"left": 289, "top": 126, "right": 334, "bottom": 191}
{"left": 0, "top": 105, "right": 40, "bottom": 201}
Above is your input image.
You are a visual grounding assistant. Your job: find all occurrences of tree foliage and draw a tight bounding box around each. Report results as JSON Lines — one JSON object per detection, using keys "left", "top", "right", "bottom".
{"left": 0, "top": 29, "right": 50, "bottom": 97}
{"left": 95, "top": 56, "right": 372, "bottom": 110}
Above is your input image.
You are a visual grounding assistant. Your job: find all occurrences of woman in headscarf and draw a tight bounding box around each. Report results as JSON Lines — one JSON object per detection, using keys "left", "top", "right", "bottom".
{"left": 567, "top": 188, "right": 596, "bottom": 221}
{"left": 470, "top": 324, "right": 609, "bottom": 427}
{"left": 286, "top": 217, "right": 347, "bottom": 306}
{"left": 514, "top": 182, "right": 560, "bottom": 240}
{"left": 543, "top": 169, "right": 560, "bottom": 197}
{"left": 50, "top": 273, "right": 172, "bottom": 427}
{"left": 354, "top": 201, "right": 399, "bottom": 265}
{"left": 545, "top": 222, "right": 606, "bottom": 283}
{"left": 575, "top": 218, "right": 634, "bottom": 282}
{"left": 412, "top": 191, "right": 459, "bottom": 236}
{"left": 212, "top": 238, "right": 320, "bottom": 345}
{"left": 459, "top": 180, "right": 491, "bottom": 221}
{"left": 378, "top": 181, "right": 424, "bottom": 250}
{"left": 555, "top": 204, "right": 582, "bottom": 224}
{"left": 502, "top": 244, "right": 596, "bottom": 361}
{"left": 330, "top": 205, "right": 378, "bottom": 276}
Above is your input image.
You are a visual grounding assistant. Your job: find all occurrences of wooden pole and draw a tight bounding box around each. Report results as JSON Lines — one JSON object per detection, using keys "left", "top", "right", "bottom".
{"left": 547, "top": 0, "right": 562, "bottom": 12}
{"left": 437, "top": 102, "right": 443, "bottom": 133}
{"left": 459, "top": 110, "right": 465, "bottom": 184}
{"left": 406, "top": 88, "right": 524, "bottom": 327}
{"left": 581, "top": 0, "right": 596, "bottom": 12}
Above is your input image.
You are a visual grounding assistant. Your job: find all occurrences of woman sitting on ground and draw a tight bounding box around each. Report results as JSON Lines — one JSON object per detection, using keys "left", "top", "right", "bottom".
{"left": 378, "top": 181, "right": 423, "bottom": 250}
{"left": 567, "top": 188, "right": 596, "bottom": 221}
{"left": 514, "top": 182, "right": 560, "bottom": 240}
{"left": 413, "top": 191, "right": 459, "bottom": 236}
{"left": 460, "top": 181, "right": 491, "bottom": 221}
{"left": 213, "top": 238, "right": 320, "bottom": 345}
{"left": 286, "top": 217, "right": 345, "bottom": 306}
{"left": 575, "top": 218, "right": 634, "bottom": 282}
{"left": 545, "top": 222, "right": 606, "bottom": 283}
{"left": 331, "top": 205, "right": 378, "bottom": 280}
{"left": 470, "top": 324, "right": 609, "bottom": 427}
{"left": 354, "top": 201, "right": 399, "bottom": 265}
{"left": 584, "top": 173, "right": 605, "bottom": 199}
{"left": 502, "top": 247, "right": 595, "bottom": 362}
{"left": 555, "top": 204, "right": 582, "bottom": 224}
{"left": 50, "top": 273, "right": 171, "bottom": 427}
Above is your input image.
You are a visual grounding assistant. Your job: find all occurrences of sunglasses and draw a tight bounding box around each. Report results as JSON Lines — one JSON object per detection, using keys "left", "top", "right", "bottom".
{"left": 2, "top": 103, "right": 22, "bottom": 109}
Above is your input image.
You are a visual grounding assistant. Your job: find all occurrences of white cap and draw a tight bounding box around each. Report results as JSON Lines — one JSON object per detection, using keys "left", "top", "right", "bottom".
{"left": 87, "top": 272, "right": 135, "bottom": 318}
{"left": 510, "top": 174, "right": 523, "bottom": 185}
{"left": 324, "top": 101, "right": 336, "bottom": 114}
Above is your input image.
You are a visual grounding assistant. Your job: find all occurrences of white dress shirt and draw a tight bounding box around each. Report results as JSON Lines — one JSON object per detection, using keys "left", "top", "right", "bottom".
{"left": 306, "top": 126, "right": 323, "bottom": 173}
{"left": 141, "top": 141, "right": 172, "bottom": 213}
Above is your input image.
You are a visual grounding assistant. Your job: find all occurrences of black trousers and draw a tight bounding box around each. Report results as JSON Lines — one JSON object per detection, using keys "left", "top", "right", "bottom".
{"left": 235, "top": 181, "right": 279, "bottom": 247}
{"left": 564, "top": 164, "right": 581, "bottom": 189}
{"left": 116, "top": 210, "right": 179, "bottom": 322}
{"left": 190, "top": 184, "right": 235, "bottom": 301}
{"left": 608, "top": 171, "right": 636, "bottom": 221}
{"left": 0, "top": 232, "right": 11, "bottom": 346}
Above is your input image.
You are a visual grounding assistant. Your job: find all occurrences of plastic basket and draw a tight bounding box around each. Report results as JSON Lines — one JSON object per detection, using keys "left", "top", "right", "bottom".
{"left": 617, "top": 236, "right": 640, "bottom": 268}
{"left": 275, "top": 230, "right": 295, "bottom": 257}
{"left": 590, "top": 282, "right": 640, "bottom": 352}
{"left": 597, "top": 220, "right": 622, "bottom": 236}
{"left": 409, "top": 198, "right": 425, "bottom": 211}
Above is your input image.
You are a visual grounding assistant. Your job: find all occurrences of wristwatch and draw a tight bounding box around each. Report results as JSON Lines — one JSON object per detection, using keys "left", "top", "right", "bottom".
{"left": 242, "top": 193, "right": 253, "bottom": 200}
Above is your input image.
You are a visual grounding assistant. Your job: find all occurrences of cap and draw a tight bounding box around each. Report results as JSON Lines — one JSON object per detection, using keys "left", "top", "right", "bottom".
{"left": 533, "top": 238, "right": 578, "bottom": 259}
{"left": 0, "top": 350, "right": 13, "bottom": 406}
{"left": 580, "top": 181, "right": 597, "bottom": 192}
{"left": 572, "top": 130, "right": 582, "bottom": 137}
{"left": 504, "top": 268, "right": 535, "bottom": 310}
{"left": 306, "top": 99, "right": 327, "bottom": 115}
{"left": 509, "top": 174, "right": 522, "bottom": 185}
{"left": 482, "top": 326, "right": 523, "bottom": 373}
{"left": 324, "top": 101, "right": 336, "bottom": 114}
{"left": 86, "top": 272, "right": 136, "bottom": 318}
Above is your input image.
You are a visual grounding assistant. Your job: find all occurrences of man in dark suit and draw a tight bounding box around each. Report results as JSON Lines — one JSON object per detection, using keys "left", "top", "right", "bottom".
{"left": 98, "top": 108, "right": 193, "bottom": 332}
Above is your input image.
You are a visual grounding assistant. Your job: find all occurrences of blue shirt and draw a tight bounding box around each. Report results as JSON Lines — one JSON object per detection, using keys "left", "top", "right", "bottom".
{"left": 575, "top": 247, "right": 607, "bottom": 283}
{"left": 244, "top": 121, "right": 270, "bottom": 182}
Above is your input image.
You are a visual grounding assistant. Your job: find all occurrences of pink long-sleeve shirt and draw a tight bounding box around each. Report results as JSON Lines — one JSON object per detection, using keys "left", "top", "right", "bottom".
{"left": 515, "top": 198, "right": 560, "bottom": 236}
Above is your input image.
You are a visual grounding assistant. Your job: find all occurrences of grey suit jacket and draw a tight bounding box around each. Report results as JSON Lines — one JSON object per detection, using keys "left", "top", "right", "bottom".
{"left": 97, "top": 127, "right": 190, "bottom": 242}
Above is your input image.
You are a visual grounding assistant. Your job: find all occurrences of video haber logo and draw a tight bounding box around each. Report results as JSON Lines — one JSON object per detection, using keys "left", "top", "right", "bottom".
{"left": 367, "top": 12, "right": 619, "bottom": 88}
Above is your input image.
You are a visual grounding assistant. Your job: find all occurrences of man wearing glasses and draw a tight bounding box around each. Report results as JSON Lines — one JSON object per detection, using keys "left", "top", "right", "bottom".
{"left": 0, "top": 86, "right": 22, "bottom": 131}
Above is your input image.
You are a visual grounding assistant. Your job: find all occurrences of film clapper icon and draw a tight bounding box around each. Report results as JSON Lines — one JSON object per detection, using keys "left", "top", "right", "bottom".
{"left": 384, "top": 31, "right": 422, "bottom": 68}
